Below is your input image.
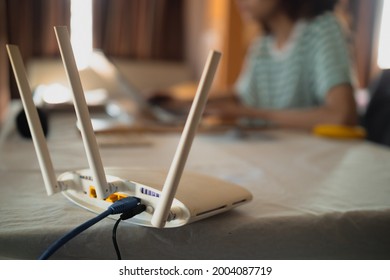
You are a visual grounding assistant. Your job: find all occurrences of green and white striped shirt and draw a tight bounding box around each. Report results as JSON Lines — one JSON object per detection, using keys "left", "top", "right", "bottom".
{"left": 236, "top": 12, "right": 353, "bottom": 109}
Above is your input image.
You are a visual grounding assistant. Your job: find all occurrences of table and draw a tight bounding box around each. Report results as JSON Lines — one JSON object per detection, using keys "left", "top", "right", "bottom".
{"left": 1, "top": 112, "right": 390, "bottom": 259}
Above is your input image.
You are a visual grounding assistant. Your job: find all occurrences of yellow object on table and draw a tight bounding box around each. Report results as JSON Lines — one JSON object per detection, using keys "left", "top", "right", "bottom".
{"left": 313, "top": 124, "right": 367, "bottom": 139}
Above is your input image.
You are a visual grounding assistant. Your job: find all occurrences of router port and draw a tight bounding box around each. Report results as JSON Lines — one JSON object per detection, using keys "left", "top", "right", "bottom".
{"left": 105, "top": 193, "right": 119, "bottom": 203}
{"left": 89, "top": 186, "right": 97, "bottom": 198}
{"left": 89, "top": 186, "right": 128, "bottom": 202}
{"left": 105, "top": 193, "right": 128, "bottom": 203}
{"left": 117, "top": 193, "right": 128, "bottom": 200}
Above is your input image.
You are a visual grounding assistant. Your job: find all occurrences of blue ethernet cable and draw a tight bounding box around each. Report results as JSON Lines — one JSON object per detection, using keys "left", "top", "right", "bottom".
{"left": 38, "top": 196, "right": 141, "bottom": 260}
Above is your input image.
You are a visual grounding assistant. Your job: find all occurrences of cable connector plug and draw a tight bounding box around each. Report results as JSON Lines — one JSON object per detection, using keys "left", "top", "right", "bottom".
{"left": 38, "top": 196, "right": 143, "bottom": 260}
{"left": 109, "top": 196, "right": 141, "bottom": 215}
{"left": 120, "top": 204, "right": 146, "bottom": 220}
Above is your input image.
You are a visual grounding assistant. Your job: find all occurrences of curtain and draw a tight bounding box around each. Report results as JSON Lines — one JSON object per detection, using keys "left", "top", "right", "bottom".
{"left": 93, "top": 0, "right": 184, "bottom": 61}
{"left": 6, "top": 0, "right": 70, "bottom": 60}
{"left": 345, "top": 0, "right": 381, "bottom": 88}
{"left": 3, "top": 0, "right": 184, "bottom": 99}
{"left": 5, "top": 0, "right": 71, "bottom": 98}
{"left": 0, "top": 0, "right": 9, "bottom": 121}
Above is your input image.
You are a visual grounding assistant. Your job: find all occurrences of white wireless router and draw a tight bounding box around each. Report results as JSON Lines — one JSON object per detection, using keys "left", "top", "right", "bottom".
{"left": 6, "top": 26, "right": 252, "bottom": 228}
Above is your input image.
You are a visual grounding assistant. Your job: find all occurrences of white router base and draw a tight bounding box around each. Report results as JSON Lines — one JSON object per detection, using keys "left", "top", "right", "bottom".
{"left": 59, "top": 168, "right": 252, "bottom": 228}
{"left": 8, "top": 42, "right": 250, "bottom": 229}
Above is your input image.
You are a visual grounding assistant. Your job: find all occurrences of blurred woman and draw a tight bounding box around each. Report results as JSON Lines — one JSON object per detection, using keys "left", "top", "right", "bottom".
{"left": 207, "top": 0, "right": 357, "bottom": 130}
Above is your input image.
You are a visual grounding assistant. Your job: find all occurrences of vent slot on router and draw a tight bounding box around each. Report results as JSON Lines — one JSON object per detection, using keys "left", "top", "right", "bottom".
{"left": 196, "top": 205, "right": 227, "bottom": 217}
{"left": 232, "top": 199, "right": 248, "bottom": 205}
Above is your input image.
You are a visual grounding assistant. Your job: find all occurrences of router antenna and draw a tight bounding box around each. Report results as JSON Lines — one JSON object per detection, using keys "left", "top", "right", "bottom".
{"left": 6, "top": 45, "right": 59, "bottom": 196}
{"left": 151, "top": 50, "right": 221, "bottom": 228}
{"left": 54, "top": 26, "right": 109, "bottom": 199}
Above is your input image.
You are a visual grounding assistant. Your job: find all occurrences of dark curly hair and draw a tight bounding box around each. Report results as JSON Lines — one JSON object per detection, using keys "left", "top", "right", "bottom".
{"left": 280, "top": 0, "right": 338, "bottom": 20}
{"left": 261, "top": 0, "right": 338, "bottom": 33}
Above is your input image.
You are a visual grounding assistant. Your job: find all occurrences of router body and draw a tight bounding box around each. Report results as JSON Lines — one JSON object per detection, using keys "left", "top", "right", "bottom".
{"left": 7, "top": 27, "right": 252, "bottom": 229}
{"left": 59, "top": 168, "right": 252, "bottom": 227}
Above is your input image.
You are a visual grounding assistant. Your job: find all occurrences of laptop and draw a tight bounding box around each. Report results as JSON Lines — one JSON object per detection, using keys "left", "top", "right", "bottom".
{"left": 87, "top": 50, "right": 189, "bottom": 131}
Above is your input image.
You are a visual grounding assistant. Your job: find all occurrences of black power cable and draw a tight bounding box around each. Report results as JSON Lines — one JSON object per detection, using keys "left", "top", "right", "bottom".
{"left": 112, "top": 204, "right": 146, "bottom": 260}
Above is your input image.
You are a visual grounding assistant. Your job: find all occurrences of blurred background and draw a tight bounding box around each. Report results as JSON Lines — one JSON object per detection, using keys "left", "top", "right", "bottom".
{"left": 0, "top": 0, "right": 388, "bottom": 126}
